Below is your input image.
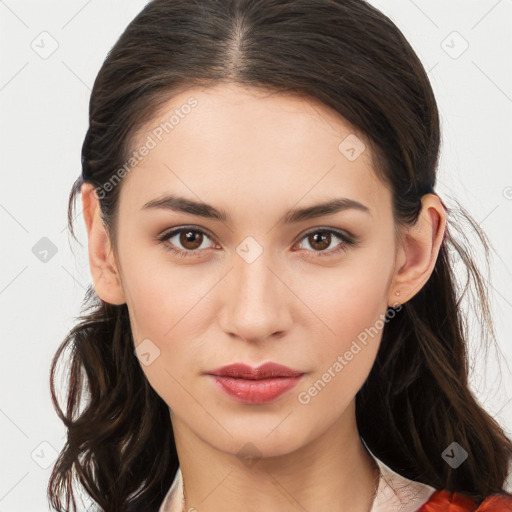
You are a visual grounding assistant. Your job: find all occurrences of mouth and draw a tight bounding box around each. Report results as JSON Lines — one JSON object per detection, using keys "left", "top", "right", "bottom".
{"left": 206, "top": 362, "right": 305, "bottom": 404}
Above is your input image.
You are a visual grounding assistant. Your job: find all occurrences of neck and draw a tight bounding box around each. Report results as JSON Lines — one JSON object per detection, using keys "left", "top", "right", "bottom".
{"left": 170, "top": 400, "right": 381, "bottom": 512}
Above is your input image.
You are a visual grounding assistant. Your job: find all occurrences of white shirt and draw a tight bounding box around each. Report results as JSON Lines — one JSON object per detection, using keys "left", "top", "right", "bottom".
{"left": 158, "top": 443, "right": 436, "bottom": 512}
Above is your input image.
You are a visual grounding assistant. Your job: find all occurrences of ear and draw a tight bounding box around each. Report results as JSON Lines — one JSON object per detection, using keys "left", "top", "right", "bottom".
{"left": 81, "top": 183, "right": 126, "bottom": 305}
{"left": 388, "top": 193, "right": 447, "bottom": 306}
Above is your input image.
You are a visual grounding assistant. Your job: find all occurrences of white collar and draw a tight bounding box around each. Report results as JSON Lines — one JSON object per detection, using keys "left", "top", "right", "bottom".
{"left": 365, "top": 443, "right": 437, "bottom": 512}
{"left": 158, "top": 443, "right": 436, "bottom": 512}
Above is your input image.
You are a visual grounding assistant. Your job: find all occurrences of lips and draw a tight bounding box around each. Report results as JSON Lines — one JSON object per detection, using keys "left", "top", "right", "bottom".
{"left": 206, "top": 362, "right": 305, "bottom": 404}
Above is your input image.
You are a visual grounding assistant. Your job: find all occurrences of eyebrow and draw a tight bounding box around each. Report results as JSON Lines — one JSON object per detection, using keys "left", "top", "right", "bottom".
{"left": 141, "top": 194, "right": 371, "bottom": 223}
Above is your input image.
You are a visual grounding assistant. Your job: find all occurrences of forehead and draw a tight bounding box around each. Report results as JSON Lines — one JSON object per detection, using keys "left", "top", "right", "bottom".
{"left": 119, "top": 83, "right": 390, "bottom": 218}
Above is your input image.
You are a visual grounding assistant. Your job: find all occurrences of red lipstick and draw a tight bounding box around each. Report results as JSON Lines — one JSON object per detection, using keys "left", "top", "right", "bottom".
{"left": 206, "top": 362, "right": 304, "bottom": 404}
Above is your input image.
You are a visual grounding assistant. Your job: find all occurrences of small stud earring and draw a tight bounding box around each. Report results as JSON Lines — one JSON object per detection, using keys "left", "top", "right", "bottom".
{"left": 395, "top": 290, "right": 400, "bottom": 296}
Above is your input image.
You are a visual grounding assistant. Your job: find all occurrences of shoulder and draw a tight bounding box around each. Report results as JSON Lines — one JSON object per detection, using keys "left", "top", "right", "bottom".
{"left": 473, "top": 493, "right": 512, "bottom": 512}
{"left": 418, "top": 489, "right": 512, "bottom": 512}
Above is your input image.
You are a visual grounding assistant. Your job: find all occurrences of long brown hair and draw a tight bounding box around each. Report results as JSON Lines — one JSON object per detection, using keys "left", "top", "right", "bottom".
{"left": 48, "top": 0, "right": 512, "bottom": 510}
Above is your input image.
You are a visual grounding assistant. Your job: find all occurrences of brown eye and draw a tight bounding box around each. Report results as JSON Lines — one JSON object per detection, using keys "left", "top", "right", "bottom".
{"left": 308, "top": 231, "right": 332, "bottom": 251}
{"left": 296, "top": 228, "right": 355, "bottom": 257}
{"left": 179, "top": 230, "right": 204, "bottom": 250}
{"left": 157, "top": 227, "right": 216, "bottom": 256}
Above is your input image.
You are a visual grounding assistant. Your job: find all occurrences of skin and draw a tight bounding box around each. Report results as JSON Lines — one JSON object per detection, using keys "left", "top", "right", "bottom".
{"left": 81, "top": 82, "right": 446, "bottom": 512}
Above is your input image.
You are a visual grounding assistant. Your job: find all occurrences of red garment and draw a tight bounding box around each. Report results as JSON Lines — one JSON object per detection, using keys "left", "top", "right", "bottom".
{"left": 418, "top": 490, "right": 512, "bottom": 512}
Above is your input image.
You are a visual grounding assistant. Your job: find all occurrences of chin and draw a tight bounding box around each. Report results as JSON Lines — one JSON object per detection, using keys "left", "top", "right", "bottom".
{"left": 203, "top": 422, "right": 312, "bottom": 461}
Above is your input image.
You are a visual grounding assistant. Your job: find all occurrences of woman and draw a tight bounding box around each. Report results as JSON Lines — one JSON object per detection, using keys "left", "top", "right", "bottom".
{"left": 48, "top": 1, "right": 512, "bottom": 511}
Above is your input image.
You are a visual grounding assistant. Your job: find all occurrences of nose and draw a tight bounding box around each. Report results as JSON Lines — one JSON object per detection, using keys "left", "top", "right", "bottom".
{"left": 218, "top": 248, "right": 293, "bottom": 343}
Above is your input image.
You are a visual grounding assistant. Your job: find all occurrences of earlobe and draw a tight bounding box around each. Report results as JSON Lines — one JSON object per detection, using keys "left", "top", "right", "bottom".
{"left": 81, "top": 183, "right": 126, "bottom": 305}
{"left": 388, "top": 193, "right": 447, "bottom": 306}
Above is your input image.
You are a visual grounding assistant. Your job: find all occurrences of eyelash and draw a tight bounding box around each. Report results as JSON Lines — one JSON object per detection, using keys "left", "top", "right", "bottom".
{"left": 155, "top": 225, "right": 357, "bottom": 259}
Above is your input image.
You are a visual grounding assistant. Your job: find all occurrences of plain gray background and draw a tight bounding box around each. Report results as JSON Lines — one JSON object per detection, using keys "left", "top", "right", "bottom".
{"left": 1, "top": 0, "right": 511, "bottom": 510}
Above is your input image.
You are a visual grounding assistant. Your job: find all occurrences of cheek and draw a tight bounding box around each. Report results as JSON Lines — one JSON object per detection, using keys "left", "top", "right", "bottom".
{"left": 300, "top": 248, "right": 393, "bottom": 345}
{"left": 121, "top": 256, "right": 216, "bottom": 407}
{"left": 293, "top": 249, "right": 393, "bottom": 405}
{"left": 294, "top": 298, "right": 385, "bottom": 428}
{"left": 121, "top": 248, "right": 215, "bottom": 341}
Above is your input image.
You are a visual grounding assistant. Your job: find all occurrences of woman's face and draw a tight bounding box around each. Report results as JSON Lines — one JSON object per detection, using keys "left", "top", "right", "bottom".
{"left": 105, "top": 83, "right": 402, "bottom": 457}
